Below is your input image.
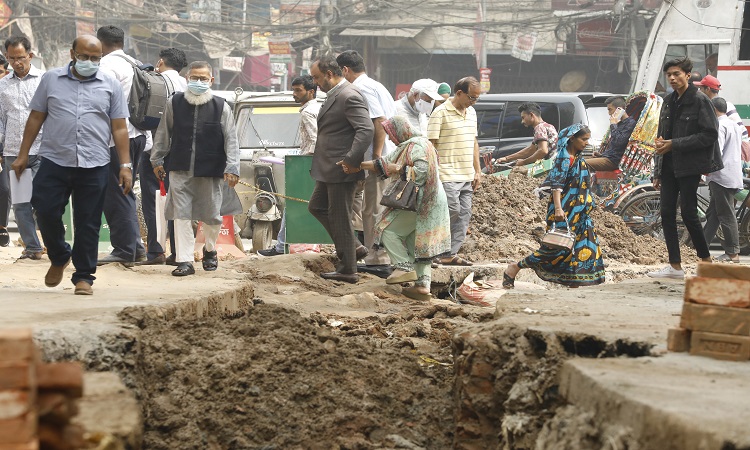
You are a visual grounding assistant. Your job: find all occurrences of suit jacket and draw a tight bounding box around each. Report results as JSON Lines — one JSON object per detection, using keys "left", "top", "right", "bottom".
{"left": 311, "top": 81, "right": 374, "bottom": 183}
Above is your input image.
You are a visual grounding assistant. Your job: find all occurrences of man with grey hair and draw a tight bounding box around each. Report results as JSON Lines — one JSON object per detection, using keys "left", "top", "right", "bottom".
{"left": 394, "top": 78, "right": 443, "bottom": 135}
{"left": 703, "top": 96, "right": 744, "bottom": 263}
{"left": 151, "top": 61, "right": 242, "bottom": 277}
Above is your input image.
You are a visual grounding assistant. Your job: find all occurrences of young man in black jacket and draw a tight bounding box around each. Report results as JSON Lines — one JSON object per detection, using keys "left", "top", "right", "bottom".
{"left": 648, "top": 57, "right": 722, "bottom": 279}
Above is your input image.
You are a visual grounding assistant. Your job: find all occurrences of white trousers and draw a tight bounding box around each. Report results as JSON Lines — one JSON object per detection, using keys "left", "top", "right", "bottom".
{"left": 175, "top": 219, "right": 221, "bottom": 263}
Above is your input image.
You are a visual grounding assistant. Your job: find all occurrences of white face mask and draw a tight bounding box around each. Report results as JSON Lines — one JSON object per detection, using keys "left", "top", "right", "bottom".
{"left": 415, "top": 98, "right": 434, "bottom": 115}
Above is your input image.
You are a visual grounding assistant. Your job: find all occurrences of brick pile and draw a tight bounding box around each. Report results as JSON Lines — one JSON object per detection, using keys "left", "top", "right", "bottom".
{"left": 0, "top": 329, "right": 85, "bottom": 450}
{"left": 668, "top": 263, "right": 750, "bottom": 361}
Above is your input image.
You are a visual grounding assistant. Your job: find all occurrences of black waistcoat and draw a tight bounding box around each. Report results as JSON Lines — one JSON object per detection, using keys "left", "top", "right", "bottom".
{"left": 167, "top": 93, "right": 226, "bottom": 177}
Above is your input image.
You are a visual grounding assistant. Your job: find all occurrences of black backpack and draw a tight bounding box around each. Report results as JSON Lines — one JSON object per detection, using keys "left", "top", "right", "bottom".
{"left": 115, "top": 54, "right": 175, "bottom": 131}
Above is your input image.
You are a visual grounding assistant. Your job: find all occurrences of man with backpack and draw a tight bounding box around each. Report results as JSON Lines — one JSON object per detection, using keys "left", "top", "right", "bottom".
{"left": 137, "top": 47, "right": 187, "bottom": 266}
{"left": 96, "top": 25, "right": 149, "bottom": 266}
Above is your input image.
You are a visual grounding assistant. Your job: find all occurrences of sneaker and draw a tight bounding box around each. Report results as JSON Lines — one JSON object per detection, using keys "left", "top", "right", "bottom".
{"left": 647, "top": 266, "right": 685, "bottom": 280}
{"left": 715, "top": 254, "right": 740, "bottom": 264}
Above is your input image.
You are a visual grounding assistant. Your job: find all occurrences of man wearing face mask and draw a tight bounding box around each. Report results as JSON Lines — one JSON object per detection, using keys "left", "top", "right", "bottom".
{"left": 394, "top": 78, "right": 443, "bottom": 136}
{"left": 95, "top": 25, "right": 149, "bottom": 267}
{"left": 151, "top": 61, "right": 242, "bottom": 277}
{"left": 11, "top": 35, "right": 132, "bottom": 295}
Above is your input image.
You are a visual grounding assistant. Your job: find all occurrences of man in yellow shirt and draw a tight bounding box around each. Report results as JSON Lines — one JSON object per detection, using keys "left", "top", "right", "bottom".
{"left": 427, "top": 77, "right": 481, "bottom": 266}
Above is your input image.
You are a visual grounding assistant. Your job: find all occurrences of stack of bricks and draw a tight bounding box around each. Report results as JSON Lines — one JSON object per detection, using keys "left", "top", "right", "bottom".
{"left": 668, "top": 263, "right": 750, "bottom": 361}
{"left": 0, "top": 329, "right": 85, "bottom": 450}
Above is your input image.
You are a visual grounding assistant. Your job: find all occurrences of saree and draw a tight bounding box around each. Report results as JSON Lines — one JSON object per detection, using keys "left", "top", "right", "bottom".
{"left": 519, "top": 123, "right": 606, "bottom": 287}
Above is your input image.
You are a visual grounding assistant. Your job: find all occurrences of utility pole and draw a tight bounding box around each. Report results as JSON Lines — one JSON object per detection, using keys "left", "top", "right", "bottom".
{"left": 480, "top": 0, "right": 487, "bottom": 69}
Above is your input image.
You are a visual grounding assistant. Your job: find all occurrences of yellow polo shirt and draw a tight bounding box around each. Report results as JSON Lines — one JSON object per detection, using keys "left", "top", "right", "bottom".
{"left": 427, "top": 100, "right": 478, "bottom": 182}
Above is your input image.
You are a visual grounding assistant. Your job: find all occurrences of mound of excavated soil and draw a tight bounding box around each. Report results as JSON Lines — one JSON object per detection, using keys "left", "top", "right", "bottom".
{"left": 134, "top": 304, "right": 457, "bottom": 449}
{"left": 461, "top": 174, "right": 683, "bottom": 265}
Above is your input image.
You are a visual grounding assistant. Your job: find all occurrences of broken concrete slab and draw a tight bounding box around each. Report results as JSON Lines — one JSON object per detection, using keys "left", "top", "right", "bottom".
{"left": 559, "top": 354, "right": 750, "bottom": 450}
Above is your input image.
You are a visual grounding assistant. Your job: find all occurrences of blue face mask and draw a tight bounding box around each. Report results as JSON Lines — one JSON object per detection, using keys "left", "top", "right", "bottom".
{"left": 75, "top": 59, "right": 99, "bottom": 77}
{"left": 187, "top": 80, "right": 210, "bottom": 95}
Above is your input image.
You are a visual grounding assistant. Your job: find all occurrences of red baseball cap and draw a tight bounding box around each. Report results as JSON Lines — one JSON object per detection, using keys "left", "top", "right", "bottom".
{"left": 694, "top": 75, "right": 721, "bottom": 90}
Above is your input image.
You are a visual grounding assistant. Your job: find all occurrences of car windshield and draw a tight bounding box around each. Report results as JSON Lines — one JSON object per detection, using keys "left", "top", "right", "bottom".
{"left": 585, "top": 105, "right": 610, "bottom": 146}
{"left": 236, "top": 106, "right": 301, "bottom": 148}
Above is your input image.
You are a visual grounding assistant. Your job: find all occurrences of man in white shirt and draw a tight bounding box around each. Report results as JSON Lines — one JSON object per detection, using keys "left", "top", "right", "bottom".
{"left": 336, "top": 50, "right": 395, "bottom": 269}
{"left": 96, "top": 25, "right": 148, "bottom": 266}
{"left": 0, "top": 36, "right": 44, "bottom": 259}
{"left": 137, "top": 47, "right": 188, "bottom": 265}
{"left": 259, "top": 75, "right": 321, "bottom": 257}
{"left": 393, "top": 78, "right": 443, "bottom": 136}
{"left": 703, "top": 97, "right": 744, "bottom": 263}
{"left": 156, "top": 48, "right": 188, "bottom": 93}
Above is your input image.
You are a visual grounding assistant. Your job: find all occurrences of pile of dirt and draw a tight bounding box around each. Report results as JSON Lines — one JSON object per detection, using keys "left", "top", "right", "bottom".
{"left": 132, "top": 304, "right": 457, "bottom": 449}
{"left": 461, "top": 174, "right": 678, "bottom": 265}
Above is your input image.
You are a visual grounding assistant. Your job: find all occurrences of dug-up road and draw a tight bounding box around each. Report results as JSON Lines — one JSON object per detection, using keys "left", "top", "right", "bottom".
{"left": 1, "top": 245, "right": 749, "bottom": 450}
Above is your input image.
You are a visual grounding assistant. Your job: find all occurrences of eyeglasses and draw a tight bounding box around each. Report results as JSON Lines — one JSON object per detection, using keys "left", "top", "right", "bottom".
{"left": 188, "top": 76, "right": 211, "bottom": 82}
{"left": 467, "top": 94, "right": 480, "bottom": 101}
{"left": 74, "top": 52, "right": 102, "bottom": 63}
{"left": 7, "top": 55, "right": 29, "bottom": 63}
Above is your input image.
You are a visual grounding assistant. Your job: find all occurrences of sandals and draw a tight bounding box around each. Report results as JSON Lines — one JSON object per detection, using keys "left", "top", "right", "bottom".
{"left": 0, "top": 228, "right": 9, "bottom": 247}
{"left": 172, "top": 262, "right": 195, "bottom": 277}
{"left": 502, "top": 272, "right": 515, "bottom": 289}
{"left": 386, "top": 269, "right": 418, "bottom": 285}
{"left": 437, "top": 255, "right": 473, "bottom": 266}
{"left": 202, "top": 247, "right": 218, "bottom": 271}
{"left": 401, "top": 285, "right": 432, "bottom": 301}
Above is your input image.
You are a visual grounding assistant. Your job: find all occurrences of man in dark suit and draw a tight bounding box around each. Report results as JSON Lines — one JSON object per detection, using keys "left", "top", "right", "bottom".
{"left": 309, "top": 55, "right": 374, "bottom": 283}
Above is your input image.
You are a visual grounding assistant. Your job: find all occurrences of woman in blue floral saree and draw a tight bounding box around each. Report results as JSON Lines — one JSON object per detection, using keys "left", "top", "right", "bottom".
{"left": 503, "top": 124, "right": 606, "bottom": 288}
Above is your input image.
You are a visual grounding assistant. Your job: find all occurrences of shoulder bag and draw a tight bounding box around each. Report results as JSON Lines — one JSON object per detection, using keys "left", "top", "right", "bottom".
{"left": 380, "top": 166, "right": 419, "bottom": 212}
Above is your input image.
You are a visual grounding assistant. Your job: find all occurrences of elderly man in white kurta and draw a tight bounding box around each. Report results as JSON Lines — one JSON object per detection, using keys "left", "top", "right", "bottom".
{"left": 151, "top": 61, "right": 241, "bottom": 276}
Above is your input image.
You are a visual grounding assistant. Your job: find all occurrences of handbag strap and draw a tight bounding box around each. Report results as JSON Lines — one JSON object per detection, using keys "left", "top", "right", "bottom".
{"left": 550, "top": 216, "right": 571, "bottom": 232}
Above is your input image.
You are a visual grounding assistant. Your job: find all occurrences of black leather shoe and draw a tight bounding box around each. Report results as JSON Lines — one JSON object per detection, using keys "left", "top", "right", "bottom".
{"left": 257, "top": 247, "right": 283, "bottom": 257}
{"left": 202, "top": 247, "right": 218, "bottom": 271}
{"left": 172, "top": 262, "right": 195, "bottom": 277}
{"left": 97, "top": 254, "right": 134, "bottom": 267}
{"left": 165, "top": 254, "right": 178, "bottom": 266}
{"left": 336, "top": 245, "right": 369, "bottom": 261}
{"left": 136, "top": 254, "right": 166, "bottom": 266}
{"left": 0, "top": 228, "right": 9, "bottom": 247}
{"left": 320, "top": 271, "right": 359, "bottom": 283}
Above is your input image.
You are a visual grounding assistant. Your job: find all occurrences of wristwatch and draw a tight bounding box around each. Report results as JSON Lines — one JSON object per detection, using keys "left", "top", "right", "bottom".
{"left": 120, "top": 163, "right": 133, "bottom": 169}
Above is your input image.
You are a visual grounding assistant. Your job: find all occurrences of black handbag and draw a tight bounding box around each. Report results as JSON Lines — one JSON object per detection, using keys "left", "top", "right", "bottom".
{"left": 380, "top": 167, "right": 419, "bottom": 212}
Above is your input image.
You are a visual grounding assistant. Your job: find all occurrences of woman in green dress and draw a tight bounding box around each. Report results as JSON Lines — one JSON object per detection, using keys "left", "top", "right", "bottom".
{"left": 348, "top": 116, "right": 451, "bottom": 300}
{"left": 503, "top": 123, "right": 606, "bottom": 288}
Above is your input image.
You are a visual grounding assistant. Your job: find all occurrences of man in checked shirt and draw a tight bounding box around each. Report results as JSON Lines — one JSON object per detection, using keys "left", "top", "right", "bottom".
{"left": 0, "top": 36, "right": 45, "bottom": 260}
{"left": 258, "top": 74, "right": 321, "bottom": 257}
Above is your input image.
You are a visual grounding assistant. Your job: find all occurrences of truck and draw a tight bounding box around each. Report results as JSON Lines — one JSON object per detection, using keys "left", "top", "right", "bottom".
{"left": 633, "top": 0, "right": 750, "bottom": 133}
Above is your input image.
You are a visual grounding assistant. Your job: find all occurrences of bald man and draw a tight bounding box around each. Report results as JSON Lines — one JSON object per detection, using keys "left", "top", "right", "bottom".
{"left": 12, "top": 35, "right": 131, "bottom": 295}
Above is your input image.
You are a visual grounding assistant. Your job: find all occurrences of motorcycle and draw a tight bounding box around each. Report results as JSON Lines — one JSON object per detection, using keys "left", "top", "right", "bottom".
{"left": 241, "top": 162, "right": 282, "bottom": 252}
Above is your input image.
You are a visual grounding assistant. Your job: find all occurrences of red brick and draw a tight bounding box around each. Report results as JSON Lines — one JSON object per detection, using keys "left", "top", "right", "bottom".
{"left": 696, "top": 262, "right": 750, "bottom": 281}
{"left": 38, "top": 423, "right": 84, "bottom": 450}
{"left": 667, "top": 328, "right": 691, "bottom": 352}
{"left": 37, "top": 393, "right": 78, "bottom": 425}
{"left": 36, "top": 363, "right": 83, "bottom": 398}
{"left": 0, "top": 363, "right": 33, "bottom": 391}
{"left": 680, "top": 302, "right": 750, "bottom": 336}
{"left": 689, "top": 331, "right": 750, "bottom": 361}
{"left": 684, "top": 277, "right": 750, "bottom": 308}
{"left": 0, "top": 411, "right": 37, "bottom": 444}
{"left": 0, "top": 391, "right": 32, "bottom": 421}
{"left": 0, "top": 442, "right": 39, "bottom": 450}
{"left": 0, "top": 330, "right": 34, "bottom": 363}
